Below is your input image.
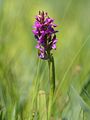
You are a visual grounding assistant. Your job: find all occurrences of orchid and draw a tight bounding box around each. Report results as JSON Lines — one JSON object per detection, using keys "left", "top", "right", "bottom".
{"left": 32, "top": 11, "right": 58, "bottom": 60}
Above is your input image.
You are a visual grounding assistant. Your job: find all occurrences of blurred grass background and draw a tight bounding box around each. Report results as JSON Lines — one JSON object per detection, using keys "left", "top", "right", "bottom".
{"left": 0, "top": 0, "right": 90, "bottom": 119}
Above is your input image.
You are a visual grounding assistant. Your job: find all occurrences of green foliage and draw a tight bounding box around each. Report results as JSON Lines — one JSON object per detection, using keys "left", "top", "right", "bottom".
{"left": 0, "top": 0, "right": 90, "bottom": 119}
{"left": 37, "top": 90, "right": 47, "bottom": 120}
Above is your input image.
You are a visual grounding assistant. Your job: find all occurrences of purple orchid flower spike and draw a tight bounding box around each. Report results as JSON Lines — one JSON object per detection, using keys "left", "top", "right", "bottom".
{"left": 32, "top": 11, "right": 58, "bottom": 60}
{"left": 32, "top": 11, "right": 59, "bottom": 119}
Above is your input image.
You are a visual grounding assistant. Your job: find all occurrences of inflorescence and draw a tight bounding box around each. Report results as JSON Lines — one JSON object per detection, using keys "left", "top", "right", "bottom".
{"left": 32, "top": 11, "right": 58, "bottom": 60}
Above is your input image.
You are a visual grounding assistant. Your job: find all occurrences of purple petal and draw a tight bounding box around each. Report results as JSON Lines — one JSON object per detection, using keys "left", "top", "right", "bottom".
{"left": 45, "top": 18, "right": 54, "bottom": 24}
{"left": 36, "top": 44, "right": 40, "bottom": 49}
{"left": 53, "top": 39, "right": 57, "bottom": 44}
{"left": 35, "top": 21, "right": 42, "bottom": 28}
{"left": 53, "top": 24, "right": 57, "bottom": 27}
{"left": 39, "top": 52, "right": 45, "bottom": 59}
{"left": 52, "top": 44, "right": 56, "bottom": 49}
{"left": 32, "top": 30, "right": 38, "bottom": 35}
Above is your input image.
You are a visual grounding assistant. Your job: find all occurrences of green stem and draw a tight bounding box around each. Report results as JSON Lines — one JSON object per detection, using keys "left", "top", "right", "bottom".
{"left": 51, "top": 56, "right": 55, "bottom": 93}
{"left": 48, "top": 54, "right": 55, "bottom": 119}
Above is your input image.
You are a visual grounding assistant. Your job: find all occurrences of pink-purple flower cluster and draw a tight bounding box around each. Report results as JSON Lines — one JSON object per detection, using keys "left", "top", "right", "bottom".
{"left": 32, "top": 11, "right": 58, "bottom": 60}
